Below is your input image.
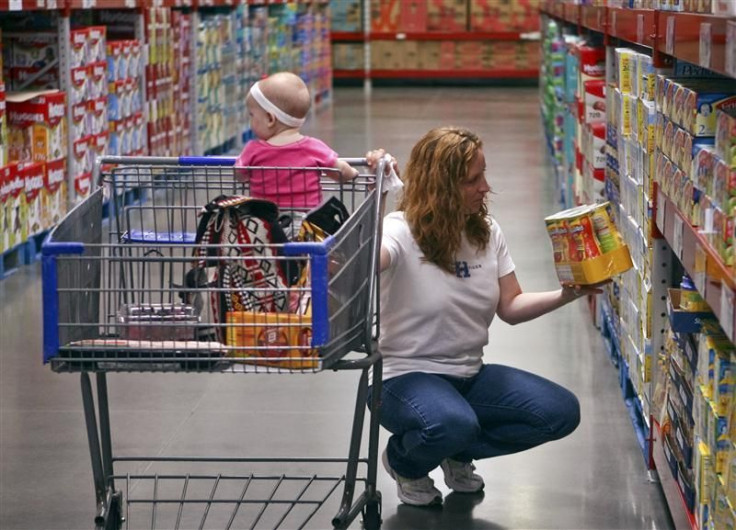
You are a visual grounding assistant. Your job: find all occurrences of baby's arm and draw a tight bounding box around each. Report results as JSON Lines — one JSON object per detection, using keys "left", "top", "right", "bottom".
{"left": 335, "top": 159, "right": 360, "bottom": 182}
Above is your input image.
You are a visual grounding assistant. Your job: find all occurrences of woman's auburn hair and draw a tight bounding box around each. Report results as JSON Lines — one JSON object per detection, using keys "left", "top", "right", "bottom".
{"left": 398, "top": 126, "right": 491, "bottom": 273}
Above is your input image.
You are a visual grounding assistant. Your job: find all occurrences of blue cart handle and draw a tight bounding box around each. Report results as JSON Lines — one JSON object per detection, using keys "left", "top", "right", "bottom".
{"left": 179, "top": 156, "right": 237, "bottom": 166}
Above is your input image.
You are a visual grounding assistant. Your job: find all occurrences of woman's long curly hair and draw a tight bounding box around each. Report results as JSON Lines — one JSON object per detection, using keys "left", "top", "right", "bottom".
{"left": 398, "top": 126, "right": 491, "bottom": 273}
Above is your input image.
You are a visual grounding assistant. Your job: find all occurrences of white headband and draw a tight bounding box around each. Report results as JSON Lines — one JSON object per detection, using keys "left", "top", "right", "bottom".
{"left": 249, "top": 81, "right": 306, "bottom": 128}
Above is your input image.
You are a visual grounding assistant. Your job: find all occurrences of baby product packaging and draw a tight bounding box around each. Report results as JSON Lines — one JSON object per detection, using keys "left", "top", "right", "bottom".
{"left": 545, "top": 202, "right": 633, "bottom": 285}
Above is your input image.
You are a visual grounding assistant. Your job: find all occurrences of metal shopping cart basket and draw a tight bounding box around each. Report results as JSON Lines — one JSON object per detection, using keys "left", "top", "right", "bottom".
{"left": 41, "top": 155, "right": 389, "bottom": 530}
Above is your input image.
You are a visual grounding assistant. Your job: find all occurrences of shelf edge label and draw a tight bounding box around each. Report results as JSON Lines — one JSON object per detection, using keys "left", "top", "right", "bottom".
{"left": 666, "top": 17, "right": 675, "bottom": 56}
{"left": 699, "top": 23, "right": 712, "bottom": 69}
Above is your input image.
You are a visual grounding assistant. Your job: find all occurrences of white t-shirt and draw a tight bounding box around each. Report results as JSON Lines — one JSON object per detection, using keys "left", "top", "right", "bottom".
{"left": 379, "top": 211, "right": 516, "bottom": 381}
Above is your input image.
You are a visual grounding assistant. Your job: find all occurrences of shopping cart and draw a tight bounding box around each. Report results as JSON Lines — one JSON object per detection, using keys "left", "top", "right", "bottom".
{"left": 41, "top": 155, "right": 389, "bottom": 530}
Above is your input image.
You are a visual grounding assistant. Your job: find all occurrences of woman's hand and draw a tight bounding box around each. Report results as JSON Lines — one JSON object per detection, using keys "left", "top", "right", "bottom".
{"left": 561, "top": 280, "right": 610, "bottom": 302}
{"left": 366, "top": 149, "right": 399, "bottom": 176}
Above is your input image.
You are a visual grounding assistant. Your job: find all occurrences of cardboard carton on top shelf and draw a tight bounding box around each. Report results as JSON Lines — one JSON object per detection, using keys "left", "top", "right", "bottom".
{"left": 400, "top": 0, "right": 427, "bottom": 32}
{"left": 371, "top": 0, "right": 400, "bottom": 33}
{"left": 427, "top": 0, "right": 467, "bottom": 32}
{"left": 418, "top": 41, "right": 440, "bottom": 70}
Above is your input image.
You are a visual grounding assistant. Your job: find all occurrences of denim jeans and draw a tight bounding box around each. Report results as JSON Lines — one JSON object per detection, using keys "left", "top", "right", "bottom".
{"left": 368, "top": 364, "right": 580, "bottom": 479}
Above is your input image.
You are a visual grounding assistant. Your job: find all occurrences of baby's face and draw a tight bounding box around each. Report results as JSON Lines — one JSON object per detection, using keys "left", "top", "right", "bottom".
{"left": 247, "top": 95, "right": 272, "bottom": 140}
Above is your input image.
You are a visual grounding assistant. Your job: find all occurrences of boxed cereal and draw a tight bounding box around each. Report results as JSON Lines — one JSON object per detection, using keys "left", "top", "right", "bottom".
{"left": 717, "top": 108, "right": 736, "bottom": 168}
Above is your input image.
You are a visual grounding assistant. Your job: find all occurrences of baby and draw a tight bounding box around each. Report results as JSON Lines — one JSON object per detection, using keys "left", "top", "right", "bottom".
{"left": 235, "top": 72, "right": 359, "bottom": 213}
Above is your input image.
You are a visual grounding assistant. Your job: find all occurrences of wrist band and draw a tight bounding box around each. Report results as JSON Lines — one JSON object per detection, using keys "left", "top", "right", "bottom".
{"left": 250, "top": 81, "right": 306, "bottom": 128}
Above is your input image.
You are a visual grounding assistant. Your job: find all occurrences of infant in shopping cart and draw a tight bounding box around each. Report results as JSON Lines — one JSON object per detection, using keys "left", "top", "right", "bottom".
{"left": 235, "top": 71, "right": 359, "bottom": 235}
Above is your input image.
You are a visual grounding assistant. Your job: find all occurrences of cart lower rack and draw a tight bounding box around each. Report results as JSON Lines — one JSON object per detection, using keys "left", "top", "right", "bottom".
{"left": 42, "top": 155, "right": 390, "bottom": 529}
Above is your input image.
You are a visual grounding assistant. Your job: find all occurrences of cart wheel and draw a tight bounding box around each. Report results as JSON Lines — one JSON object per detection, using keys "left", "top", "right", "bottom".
{"left": 362, "top": 499, "right": 382, "bottom": 530}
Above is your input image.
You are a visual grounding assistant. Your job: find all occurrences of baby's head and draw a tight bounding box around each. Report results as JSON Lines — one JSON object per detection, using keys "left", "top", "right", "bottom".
{"left": 247, "top": 72, "right": 311, "bottom": 140}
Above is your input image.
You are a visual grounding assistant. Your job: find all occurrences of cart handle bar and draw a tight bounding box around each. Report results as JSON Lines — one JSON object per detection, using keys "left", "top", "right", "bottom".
{"left": 94, "top": 155, "right": 370, "bottom": 167}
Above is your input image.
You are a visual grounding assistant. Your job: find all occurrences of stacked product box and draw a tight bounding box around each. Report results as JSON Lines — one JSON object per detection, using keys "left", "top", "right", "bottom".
{"left": 653, "top": 71, "right": 736, "bottom": 271}
{"left": 540, "top": 18, "right": 565, "bottom": 169}
{"left": 235, "top": 5, "right": 253, "bottom": 139}
{"left": 68, "top": 26, "right": 108, "bottom": 204}
{"left": 171, "top": 11, "right": 192, "bottom": 157}
{"left": 575, "top": 42, "right": 606, "bottom": 205}
{"left": 6, "top": 91, "right": 66, "bottom": 240}
{"left": 692, "top": 322, "right": 735, "bottom": 529}
{"left": 469, "top": 0, "right": 540, "bottom": 33}
{"left": 331, "top": 0, "right": 362, "bottom": 32}
{"left": 561, "top": 35, "right": 582, "bottom": 208}
{"left": 2, "top": 33, "right": 59, "bottom": 92}
{"left": 310, "top": 6, "right": 332, "bottom": 104}
{"left": 107, "top": 38, "right": 145, "bottom": 162}
{"left": 196, "top": 13, "right": 238, "bottom": 153}
{"left": 146, "top": 8, "right": 174, "bottom": 157}
{"left": 607, "top": 47, "right": 662, "bottom": 417}
{"left": 269, "top": 4, "right": 299, "bottom": 74}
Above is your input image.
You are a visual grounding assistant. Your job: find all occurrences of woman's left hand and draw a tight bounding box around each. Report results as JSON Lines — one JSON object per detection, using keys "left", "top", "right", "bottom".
{"left": 562, "top": 280, "right": 611, "bottom": 302}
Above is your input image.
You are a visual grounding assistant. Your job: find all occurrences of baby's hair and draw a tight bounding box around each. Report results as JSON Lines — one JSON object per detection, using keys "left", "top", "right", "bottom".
{"left": 260, "top": 72, "right": 311, "bottom": 120}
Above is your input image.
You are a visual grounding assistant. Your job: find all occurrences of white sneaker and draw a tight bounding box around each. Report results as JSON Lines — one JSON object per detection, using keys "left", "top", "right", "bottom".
{"left": 382, "top": 449, "right": 442, "bottom": 506}
{"left": 440, "top": 459, "right": 485, "bottom": 493}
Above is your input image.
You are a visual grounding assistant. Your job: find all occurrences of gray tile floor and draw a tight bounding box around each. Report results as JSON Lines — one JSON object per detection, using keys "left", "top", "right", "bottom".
{"left": 0, "top": 87, "right": 675, "bottom": 530}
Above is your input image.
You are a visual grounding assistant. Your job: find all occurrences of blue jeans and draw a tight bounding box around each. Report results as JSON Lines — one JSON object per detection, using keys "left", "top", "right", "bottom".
{"left": 368, "top": 364, "right": 580, "bottom": 479}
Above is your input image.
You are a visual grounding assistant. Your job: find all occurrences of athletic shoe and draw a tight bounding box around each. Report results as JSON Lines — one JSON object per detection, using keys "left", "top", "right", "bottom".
{"left": 440, "top": 459, "right": 485, "bottom": 493}
{"left": 382, "top": 449, "right": 442, "bottom": 506}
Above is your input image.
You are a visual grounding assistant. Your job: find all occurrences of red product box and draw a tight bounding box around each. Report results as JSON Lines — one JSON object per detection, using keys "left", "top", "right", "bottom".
{"left": 87, "top": 61, "right": 108, "bottom": 100}
{"left": 87, "top": 97, "right": 107, "bottom": 136}
{"left": 21, "top": 160, "right": 45, "bottom": 235}
{"left": 0, "top": 164, "right": 11, "bottom": 252}
{"left": 44, "top": 157, "right": 67, "bottom": 229}
{"left": 70, "top": 28, "right": 89, "bottom": 68}
{"left": 400, "top": 0, "right": 427, "bottom": 32}
{"left": 584, "top": 80, "right": 607, "bottom": 125}
{"left": 70, "top": 65, "right": 88, "bottom": 106}
{"left": 7, "top": 91, "right": 67, "bottom": 163}
{"left": 88, "top": 26, "right": 107, "bottom": 63}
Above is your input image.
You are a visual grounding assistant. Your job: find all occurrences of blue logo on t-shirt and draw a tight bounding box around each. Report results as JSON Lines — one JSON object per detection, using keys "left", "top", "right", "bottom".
{"left": 455, "top": 261, "right": 470, "bottom": 278}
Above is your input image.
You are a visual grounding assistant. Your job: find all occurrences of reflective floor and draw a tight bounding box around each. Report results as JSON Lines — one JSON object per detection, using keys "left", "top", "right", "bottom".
{"left": 0, "top": 86, "right": 675, "bottom": 530}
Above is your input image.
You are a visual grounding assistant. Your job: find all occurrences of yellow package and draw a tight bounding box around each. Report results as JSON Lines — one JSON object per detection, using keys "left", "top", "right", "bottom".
{"left": 226, "top": 311, "right": 317, "bottom": 369}
{"left": 545, "top": 203, "right": 633, "bottom": 285}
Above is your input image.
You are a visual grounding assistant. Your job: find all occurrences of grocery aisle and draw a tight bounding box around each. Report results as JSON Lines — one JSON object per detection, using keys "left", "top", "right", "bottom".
{"left": 0, "top": 86, "right": 675, "bottom": 529}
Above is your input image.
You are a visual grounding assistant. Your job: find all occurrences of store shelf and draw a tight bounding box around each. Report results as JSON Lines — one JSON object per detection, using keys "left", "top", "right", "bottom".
{"left": 0, "top": 0, "right": 49, "bottom": 9}
{"left": 366, "top": 69, "right": 539, "bottom": 79}
{"left": 655, "top": 190, "right": 736, "bottom": 343}
{"left": 331, "top": 31, "right": 364, "bottom": 42}
{"left": 609, "top": 8, "right": 656, "bottom": 48}
{"left": 651, "top": 420, "right": 699, "bottom": 530}
{"left": 541, "top": 2, "right": 736, "bottom": 74}
{"left": 370, "top": 31, "right": 533, "bottom": 41}
{"left": 655, "top": 11, "right": 732, "bottom": 77}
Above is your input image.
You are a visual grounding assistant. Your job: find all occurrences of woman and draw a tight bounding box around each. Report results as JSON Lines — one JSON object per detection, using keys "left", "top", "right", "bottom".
{"left": 369, "top": 127, "right": 600, "bottom": 507}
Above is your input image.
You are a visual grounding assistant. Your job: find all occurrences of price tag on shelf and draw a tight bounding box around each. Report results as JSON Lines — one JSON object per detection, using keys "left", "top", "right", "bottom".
{"left": 124, "top": 0, "right": 135, "bottom": 7}
{"left": 597, "top": 9, "right": 603, "bottom": 29}
{"left": 727, "top": 21, "right": 736, "bottom": 78}
{"left": 673, "top": 216, "right": 684, "bottom": 261}
{"left": 637, "top": 14, "right": 645, "bottom": 43}
{"left": 699, "top": 23, "right": 712, "bottom": 69}
{"left": 82, "top": 0, "right": 95, "bottom": 8}
{"left": 666, "top": 16, "right": 675, "bottom": 55}
{"left": 694, "top": 243, "right": 706, "bottom": 295}
{"left": 45, "top": 0, "right": 55, "bottom": 8}
{"left": 656, "top": 192, "right": 665, "bottom": 232}
{"left": 720, "top": 286, "right": 735, "bottom": 342}
{"left": 395, "top": 33, "right": 406, "bottom": 40}
{"left": 9, "top": 0, "right": 22, "bottom": 9}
